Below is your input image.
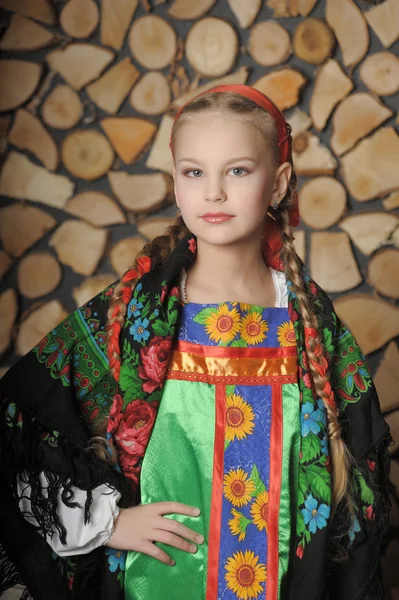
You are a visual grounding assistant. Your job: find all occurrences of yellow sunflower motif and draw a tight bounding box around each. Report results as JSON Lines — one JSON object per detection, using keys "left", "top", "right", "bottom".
{"left": 240, "top": 312, "right": 268, "bottom": 345}
{"left": 225, "top": 550, "right": 267, "bottom": 599}
{"left": 204, "top": 304, "right": 240, "bottom": 344}
{"left": 223, "top": 468, "right": 255, "bottom": 507}
{"left": 277, "top": 321, "right": 296, "bottom": 347}
{"left": 250, "top": 490, "right": 269, "bottom": 532}
{"left": 226, "top": 394, "right": 255, "bottom": 442}
{"left": 231, "top": 302, "right": 253, "bottom": 312}
{"left": 228, "top": 508, "right": 251, "bottom": 541}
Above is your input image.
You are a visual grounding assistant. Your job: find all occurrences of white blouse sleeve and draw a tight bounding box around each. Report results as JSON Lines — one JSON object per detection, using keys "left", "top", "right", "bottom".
{"left": 17, "top": 472, "right": 121, "bottom": 556}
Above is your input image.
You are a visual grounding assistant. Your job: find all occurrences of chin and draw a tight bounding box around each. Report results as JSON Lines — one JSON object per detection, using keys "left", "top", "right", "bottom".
{"left": 192, "top": 228, "right": 258, "bottom": 248}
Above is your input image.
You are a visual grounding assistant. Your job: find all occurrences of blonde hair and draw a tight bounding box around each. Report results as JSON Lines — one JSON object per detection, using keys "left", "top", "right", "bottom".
{"left": 102, "top": 91, "right": 352, "bottom": 526}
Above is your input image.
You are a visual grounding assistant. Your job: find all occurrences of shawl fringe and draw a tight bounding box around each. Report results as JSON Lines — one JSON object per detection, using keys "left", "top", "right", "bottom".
{"left": 0, "top": 398, "right": 132, "bottom": 546}
{"left": 0, "top": 542, "right": 24, "bottom": 595}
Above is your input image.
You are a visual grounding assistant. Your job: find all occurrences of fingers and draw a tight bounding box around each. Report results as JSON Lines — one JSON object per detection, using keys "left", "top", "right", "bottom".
{"left": 157, "top": 516, "right": 204, "bottom": 546}
{"left": 155, "top": 502, "right": 201, "bottom": 517}
{"left": 152, "top": 529, "right": 199, "bottom": 555}
{"left": 139, "top": 541, "right": 176, "bottom": 566}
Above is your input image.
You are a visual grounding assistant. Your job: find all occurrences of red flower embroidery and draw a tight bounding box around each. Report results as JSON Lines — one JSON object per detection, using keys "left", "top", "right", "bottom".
{"left": 169, "top": 286, "right": 180, "bottom": 298}
{"left": 290, "top": 310, "right": 299, "bottom": 322}
{"left": 160, "top": 285, "right": 168, "bottom": 303}
{"left": 299, "top": 366, "right": 312, "bottom": 390}
{"left": 138, "top": 336, "right": 172, "bottom": 393}
{"left": 296, "top": 545, "right": 304, "bottom": 559}
{"left": 188, "top": 238, "right": 196, "bottom": 254}
{"left": 107, "top": 393, "right": 123, "bottom": 431}
{"left": 367, "top": 459, "right": 376, "bottom": 472}
{"left": 118, "top": 454, "right": 141, "bottom": 485}
{"left": 114, "top": 400, "right": 158, "bottom": 461}
{"left": 309, "top": 282, "right": 318, "bottom": 296}
{"left": 365, "top": 505, "right": 375, "bottom": 521}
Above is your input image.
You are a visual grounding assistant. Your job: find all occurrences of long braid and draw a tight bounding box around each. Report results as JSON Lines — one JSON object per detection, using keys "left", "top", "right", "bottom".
{"left": 277, "top": 204, "right": 352, "bottom": 515}
{"left": 86, "top": 215, "right": 190, "bottom": 462}
{"left": 106, "top": 215, "right": 190, "bottom": 382}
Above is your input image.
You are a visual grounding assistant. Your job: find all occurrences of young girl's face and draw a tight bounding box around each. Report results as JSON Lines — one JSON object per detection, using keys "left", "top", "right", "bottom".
{"left": 172, "top": 110, "right": 279, "bottom": 247}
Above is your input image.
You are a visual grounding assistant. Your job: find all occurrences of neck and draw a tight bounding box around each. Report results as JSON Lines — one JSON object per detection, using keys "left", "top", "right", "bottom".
{"left": 185, "top": 236, "right": 276, "bottom": 305}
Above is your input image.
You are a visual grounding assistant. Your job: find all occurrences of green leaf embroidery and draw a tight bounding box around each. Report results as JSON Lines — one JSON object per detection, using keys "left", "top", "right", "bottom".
{"left": 301, "top": 435, "right": 322, "bottom": 462}
{"left": 323, "top": 328, "right": 334, "bottom": 355}
{"left": 230, "top": 509, "right": 252, "bottom": 540}
{"left": 296, "top": 510, "right": 305, "bottom": 536}
{"left": 249, "top": 464, "right": 266, "bottom": 496}
{"left": 122, "top": 339, "right": 133, "bottom": 358}
{"left": 168, "top": 309, "right": 178, "bottom": 327}
{"left": 119, "top": 364, "right": 145, "bottom": 403}
{"left": 224, "top": 439, "right": 231, "bottom": 451}
{"left": 152, "top": 320, "right": 171, "bottom": 336}
{"left": 226, "top": 385, "right": 236, "bottom": 396}
{"left": 298, "top": 469, "right": 308, "bottom": 506}
{"left": 149, "top": 390, "right": 162, "bottom": 403}
{"left": 231, "top": 339, "right": 247, "bottom": 348}
{"left": 249, "top": 306, "right": 264, "bottom": 314}
{"left": 306, "top": 465, "right": 331, "bottom": 504}
{"left": 193, "top": 307, "right": 218, "bottom": 324}
{"left": 354, "top": 468, "right": 375, "bottom": 506}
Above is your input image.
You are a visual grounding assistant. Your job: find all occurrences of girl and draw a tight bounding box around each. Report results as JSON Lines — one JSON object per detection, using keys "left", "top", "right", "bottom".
{"left": 0, "top": 85, "right": 392, "bottom": 600}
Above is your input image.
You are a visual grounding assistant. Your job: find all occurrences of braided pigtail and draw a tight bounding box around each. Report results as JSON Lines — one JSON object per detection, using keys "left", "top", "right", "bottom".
{"left": 277, "top": 203, "right": 352, "bottom": 517}
{"left": 87, "top": 215, "right": 190, "bottom": 463}
{"left": 106, "top": 214, "right": 190, "bottom": 382}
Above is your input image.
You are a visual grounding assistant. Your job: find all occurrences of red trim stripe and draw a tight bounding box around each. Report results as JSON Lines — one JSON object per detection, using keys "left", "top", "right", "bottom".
{"left": 177, "top": 340, "right": 297, "bottom": 359}
{"left": 267, "top": 383, "right": 283, "bottom": 600}
{"left": 206, "top": 384, "right": 226, "bottom": 600}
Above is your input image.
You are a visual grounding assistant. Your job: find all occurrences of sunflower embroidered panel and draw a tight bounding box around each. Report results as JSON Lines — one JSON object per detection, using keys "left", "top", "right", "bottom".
{"left": 123, "top": 302, "right": 301, "bottom": 600}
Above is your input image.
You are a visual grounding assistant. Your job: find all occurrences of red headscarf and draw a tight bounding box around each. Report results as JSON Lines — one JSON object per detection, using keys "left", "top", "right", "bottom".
{"left": 169, "top": 84, "right": 300, "bottom": 271}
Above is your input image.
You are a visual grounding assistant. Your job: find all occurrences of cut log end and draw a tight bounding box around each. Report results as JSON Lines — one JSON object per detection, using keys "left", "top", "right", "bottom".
{"left": 293, "top": 18, "right": 334, "bottom": 65}
{"left": 61, "top": 130, "right": 114, "bottom": 180}
{"left": 60, "top": 0, "right": 99, "bottom": 39}
{"left": 17, "top": 252, "right": 62, "bottom": 299}
{"left": 367, "top": 249, "right": 399, "bottom": 299}
{"left": 359, "top": 52, "right": 399, "bottom": 96}
{"left": 333, "top": 293, "right": 399, "bottom": 355}
{"left": 299, "top": 176, "right": 346, "bottom": 229}
{"left": 310, "top": 231, "right": 361, "bottom": 293}
{"left": 249, "top": 21, "right": 292, "bottom": 67}
{"left": 185, "top": 17, "right": 239, "bottom": 77}
{"left": 253, "top": 68, "right": 306, "bottom": 111}
{"left": 129, "top": 15, "right": 177, "bottom": 70}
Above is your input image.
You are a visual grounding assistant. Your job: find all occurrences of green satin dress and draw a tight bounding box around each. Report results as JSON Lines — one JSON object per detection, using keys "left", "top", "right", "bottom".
{"left": 124, "top": 299, "right": 301, "bottom": 600}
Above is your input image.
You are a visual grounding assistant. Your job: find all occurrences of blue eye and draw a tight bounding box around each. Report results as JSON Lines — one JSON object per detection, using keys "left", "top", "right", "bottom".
{"left": 230, "top": 167, "right": 247, "bottom": 176}
{"left": 185, "top": 169, "right": 203, "bottom": 177}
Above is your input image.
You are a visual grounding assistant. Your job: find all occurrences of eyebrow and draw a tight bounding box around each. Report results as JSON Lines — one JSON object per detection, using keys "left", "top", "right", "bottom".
{"left": 177, "top": 156, "right": 257, "bottom": 165}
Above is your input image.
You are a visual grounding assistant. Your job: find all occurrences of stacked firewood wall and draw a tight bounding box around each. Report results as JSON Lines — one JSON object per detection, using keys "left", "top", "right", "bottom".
{"left": 0, "top": 0, "right": 398, "bottom": 595}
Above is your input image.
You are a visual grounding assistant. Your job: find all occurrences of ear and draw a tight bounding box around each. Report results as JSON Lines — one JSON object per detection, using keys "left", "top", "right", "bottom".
{"left": 270, "top": 162, "right": 292, "bottom": 208}
{"left": 172, "top": 165, "right": 180, "bottom": 208}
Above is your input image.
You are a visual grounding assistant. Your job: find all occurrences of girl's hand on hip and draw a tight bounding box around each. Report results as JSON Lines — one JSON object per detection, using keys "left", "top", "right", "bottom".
{"left": 106, "top": 502, "right": 204, "bottom": 565}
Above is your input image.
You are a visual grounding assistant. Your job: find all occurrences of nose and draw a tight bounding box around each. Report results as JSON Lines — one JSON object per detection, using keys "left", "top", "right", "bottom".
{"left": 206, "top": 177, "right": 226, "bottom": 203}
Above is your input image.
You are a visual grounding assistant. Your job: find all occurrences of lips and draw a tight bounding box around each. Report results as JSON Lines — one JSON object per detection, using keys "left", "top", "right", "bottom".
{"left": 201, "top": 212, "right": 234, "bottom": 217}
{"left": 201, "top": 213, "right": 235, "bottom": 223}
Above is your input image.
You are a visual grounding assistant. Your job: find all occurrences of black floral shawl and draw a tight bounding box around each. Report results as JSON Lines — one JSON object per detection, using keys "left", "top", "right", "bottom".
{"left": 0, "top": 235, "right": 392, "bottom": 600}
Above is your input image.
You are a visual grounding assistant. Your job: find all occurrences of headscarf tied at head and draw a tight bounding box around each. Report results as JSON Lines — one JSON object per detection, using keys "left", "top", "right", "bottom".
{"left": 169, "top": 84, "right": 300, "bottom": 271}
